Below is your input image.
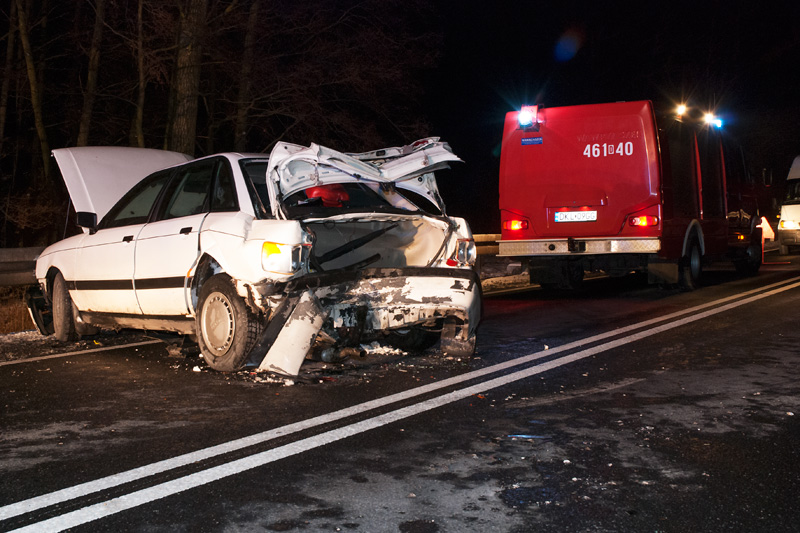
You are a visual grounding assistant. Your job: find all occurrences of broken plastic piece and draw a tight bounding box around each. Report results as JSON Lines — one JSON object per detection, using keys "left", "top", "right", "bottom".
{"left": 257, "top": 290, "right": 328, "bottom": 376}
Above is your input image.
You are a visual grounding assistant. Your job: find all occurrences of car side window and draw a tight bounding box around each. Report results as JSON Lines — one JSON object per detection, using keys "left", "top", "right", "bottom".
{"left": 210, "top": 161, "right": 239, "bottom": 212}
{"left": 160, "top": 160, "right": 215, "bottom": 220}
{"left": 99, "top": 170, "right": 173, "bottom": 229}
{"left": 239, "top": 159, "right": 271, "bottom": 219}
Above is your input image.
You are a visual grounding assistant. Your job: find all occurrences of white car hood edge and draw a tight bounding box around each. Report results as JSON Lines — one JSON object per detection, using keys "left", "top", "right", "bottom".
{"left": 52, "top": 147, "right": 193, "bottom": 226}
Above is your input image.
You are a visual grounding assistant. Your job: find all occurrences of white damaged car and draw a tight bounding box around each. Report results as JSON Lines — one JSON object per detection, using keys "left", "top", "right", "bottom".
{"left": 28, "top": 138, "right": 481, "bottom": 373}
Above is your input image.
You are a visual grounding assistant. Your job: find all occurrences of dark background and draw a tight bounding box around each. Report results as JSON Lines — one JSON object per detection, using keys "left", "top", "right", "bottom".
{"left": 1, "top": 0, "right": 798, "bottom": 239}
{"left": 427, "top": 1, "right": 800, "bottom": 232}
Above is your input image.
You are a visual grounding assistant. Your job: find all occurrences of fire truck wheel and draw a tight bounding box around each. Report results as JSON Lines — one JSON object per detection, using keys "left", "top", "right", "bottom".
{"left": 734, "top": 233, "right": 762, "bottom": 276}
{"left": 679, "top": 238, "right": 703, "bottom": 291}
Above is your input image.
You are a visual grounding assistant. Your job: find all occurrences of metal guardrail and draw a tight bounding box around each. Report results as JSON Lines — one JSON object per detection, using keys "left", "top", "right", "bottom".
{"left": 474, "top": 233, "right": 501, "bottom": 255}
{"left": 0, "top": 247, "right": 44, "bottom": 287}
{"left": 0, "top": 236, "right": 505, "bottom": 289}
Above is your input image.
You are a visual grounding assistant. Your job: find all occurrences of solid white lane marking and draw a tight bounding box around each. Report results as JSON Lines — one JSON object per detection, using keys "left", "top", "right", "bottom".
{"left": 0, "top": 340, "right": 163, "bottom": 366}
{"left": 4, "top": 277, "right": 800, "bottom": 530}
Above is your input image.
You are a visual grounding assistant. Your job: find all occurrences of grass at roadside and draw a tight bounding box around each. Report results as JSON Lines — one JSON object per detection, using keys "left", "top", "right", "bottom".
{"left": 0, "top": 287, "right": 32, "bottom": 334}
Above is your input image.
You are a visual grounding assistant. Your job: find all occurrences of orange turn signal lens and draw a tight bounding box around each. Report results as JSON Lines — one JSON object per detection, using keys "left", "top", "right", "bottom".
{"left": 503, "top": 220, "right": 529, "bottom": 231}
{"left": 629, "top": 216, "right": 659, "bottom": 227}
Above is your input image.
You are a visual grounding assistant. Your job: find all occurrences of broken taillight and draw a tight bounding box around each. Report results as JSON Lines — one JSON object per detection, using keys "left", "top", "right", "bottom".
{"left": 446, "top": 238, "right": 476, "bottom": 267}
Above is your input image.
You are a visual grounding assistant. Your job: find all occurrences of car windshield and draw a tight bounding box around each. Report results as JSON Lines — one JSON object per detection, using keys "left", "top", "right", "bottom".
{"left": 785, "top": 180, "right": 800, "bottom": 205}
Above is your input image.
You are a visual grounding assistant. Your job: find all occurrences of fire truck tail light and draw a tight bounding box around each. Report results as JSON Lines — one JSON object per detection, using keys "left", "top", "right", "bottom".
{"left": 503, "top": 220, "right": 529, "bottom": 231}
{"left": 629, "top": 215, "right": 659, "bottom": 227}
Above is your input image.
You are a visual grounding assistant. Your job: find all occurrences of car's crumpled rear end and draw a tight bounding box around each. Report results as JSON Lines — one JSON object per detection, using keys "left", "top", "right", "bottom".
{"left": 246, "top": 212, "right": 480, "bottom": 375}
{"left": 245, "top": 139, "right": 481, "bottom": 374}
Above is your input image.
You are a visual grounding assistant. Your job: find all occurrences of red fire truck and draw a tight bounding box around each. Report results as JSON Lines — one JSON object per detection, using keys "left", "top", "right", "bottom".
{"left": 498, "top": 100, "right": 762, "bottom": 289}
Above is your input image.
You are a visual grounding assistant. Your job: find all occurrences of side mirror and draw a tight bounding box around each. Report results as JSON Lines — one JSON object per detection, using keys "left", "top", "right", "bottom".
{"left": 76, "top": 211, "right": 98, "bottom": 233}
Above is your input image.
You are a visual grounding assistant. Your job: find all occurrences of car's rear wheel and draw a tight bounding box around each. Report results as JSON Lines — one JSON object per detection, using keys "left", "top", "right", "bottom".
{"left": 196, "top": 275, "right": 261, "bottom": 371}
{"left": 52, "top": 271, "right": 79, "bottom": 342}
{"left": 386, "top": 327, "right": 439, "bottom": 352}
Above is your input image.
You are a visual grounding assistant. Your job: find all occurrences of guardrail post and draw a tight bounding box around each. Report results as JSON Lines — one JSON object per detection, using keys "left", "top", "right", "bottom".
{"left": 0, "top": 247, "right": 46, "bottom": 287}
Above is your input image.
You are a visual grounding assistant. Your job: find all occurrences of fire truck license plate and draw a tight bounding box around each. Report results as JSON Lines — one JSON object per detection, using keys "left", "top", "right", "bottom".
{"left": 555, "top": 210, "right": 597, "bottom": 222}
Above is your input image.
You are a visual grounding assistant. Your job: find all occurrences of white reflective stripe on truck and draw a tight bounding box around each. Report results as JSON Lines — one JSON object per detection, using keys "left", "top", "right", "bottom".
{"left": 498, "top": 238, "right": 661, "bottom": 256}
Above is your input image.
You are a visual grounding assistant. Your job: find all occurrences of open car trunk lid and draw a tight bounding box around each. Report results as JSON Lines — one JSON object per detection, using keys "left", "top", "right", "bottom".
{"left": 265, "top": 138, "right": 461, "bottom": 218}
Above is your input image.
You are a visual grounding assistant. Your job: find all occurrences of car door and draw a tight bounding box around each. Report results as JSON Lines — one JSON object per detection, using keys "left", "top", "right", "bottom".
{"left": 71, "top": 170, "right": 173, "bottom": 315}
{"left": 134, "top": 158, "right": 238, "bottom": 316}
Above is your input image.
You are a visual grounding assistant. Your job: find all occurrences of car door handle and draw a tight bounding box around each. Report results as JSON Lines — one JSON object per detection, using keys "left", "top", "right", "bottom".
{"left": 122, "top": 235, "right": 134, "bottom": 243}
{"left": 180, "top": 227, "right": 192, "bottom": 235}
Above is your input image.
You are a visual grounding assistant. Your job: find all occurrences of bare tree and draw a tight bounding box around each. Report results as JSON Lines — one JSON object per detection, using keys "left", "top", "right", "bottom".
{"left": 132, "top": 0, "right": 145, "bottom": 147}
{"left": 76, "top": 0, "right": 105, "bottom": 146}
{"left": 168, "top": 0, "right": 207, "bottom": 155}
{"left": 233, "top": 0, "right": 258, "bottom": 152}
{"left": 0, "top": 1, "right": 18, "bottom": 161}
{"left": 14, "top": 0, "right": 50, "bottom": 182}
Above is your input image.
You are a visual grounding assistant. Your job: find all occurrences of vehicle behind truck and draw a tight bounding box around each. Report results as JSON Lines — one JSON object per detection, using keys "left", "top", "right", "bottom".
{"left": 498, "top": 100, "right": 762, "bottom": 290}
{"left": 777, "top": 155, "right": 800, "bottom": 255}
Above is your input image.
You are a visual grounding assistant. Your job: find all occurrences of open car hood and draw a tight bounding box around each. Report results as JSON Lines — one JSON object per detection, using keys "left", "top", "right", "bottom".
{"left": 265, "top": 137, "right": 461, "bottom": 217}
{"left": 52, "top": 147, "right": 193, "bottom": 224}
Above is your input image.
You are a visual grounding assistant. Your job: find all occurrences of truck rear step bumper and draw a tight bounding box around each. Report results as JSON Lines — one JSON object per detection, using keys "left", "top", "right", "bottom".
{"left": 499, "top": 237, "right": 660, "bottom": 256}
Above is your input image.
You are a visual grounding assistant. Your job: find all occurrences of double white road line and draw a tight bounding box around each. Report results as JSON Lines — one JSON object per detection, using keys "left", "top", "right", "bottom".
{"left": 3, "top": 276, "right": 800, "bottom": 531}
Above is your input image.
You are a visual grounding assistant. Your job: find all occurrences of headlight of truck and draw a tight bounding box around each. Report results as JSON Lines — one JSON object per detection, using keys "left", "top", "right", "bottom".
{"left": 779, "top": 220, "right": 800, "bottom": 230}
{"left": 261, "top": 241, "right": 310, "bottom": 274}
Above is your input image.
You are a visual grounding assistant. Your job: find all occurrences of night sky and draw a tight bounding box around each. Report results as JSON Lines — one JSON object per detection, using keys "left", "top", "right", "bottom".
{"left": 425, "top": 1, "right": 800, "bottom": 233}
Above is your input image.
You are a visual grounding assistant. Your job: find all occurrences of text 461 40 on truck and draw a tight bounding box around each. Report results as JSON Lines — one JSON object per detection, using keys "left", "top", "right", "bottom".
{"left": 498, "top": 100, "right": 763, "bottom": 290}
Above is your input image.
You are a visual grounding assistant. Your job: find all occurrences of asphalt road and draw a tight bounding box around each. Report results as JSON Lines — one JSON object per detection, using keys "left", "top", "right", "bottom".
{"left": 2, "top": 255, "right": 800, "bottom": 532}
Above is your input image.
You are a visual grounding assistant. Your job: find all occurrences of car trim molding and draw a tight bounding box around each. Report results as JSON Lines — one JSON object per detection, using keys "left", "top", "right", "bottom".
{"left": 67, "top": 277, "right": 186, "bottom": 291}
{"left": 68, "top": 279, "right": 134, "bottom": 291}
{"left": 134, "top": 277, "right": 186, "bottom": 290}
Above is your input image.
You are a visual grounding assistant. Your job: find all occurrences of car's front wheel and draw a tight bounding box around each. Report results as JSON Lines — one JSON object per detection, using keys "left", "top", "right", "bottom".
{"left": 52, "top": 271, "right": 79, "bottom": 342}
{"left": 196, "top": 275, "right": 262, "bottom": 371}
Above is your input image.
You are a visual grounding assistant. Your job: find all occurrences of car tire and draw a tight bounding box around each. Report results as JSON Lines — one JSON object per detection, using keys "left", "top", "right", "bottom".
{"left": 679, "top": 237, "right": 702, "bottom": 291}
{"left": 196, "top": 275, "right": 261, "bottom": 372}
{"left": 52, "top": 271, "right": 80, "bottom": 342}
{"left": 386, "top": 327, "right": 439, "bottom": 352}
